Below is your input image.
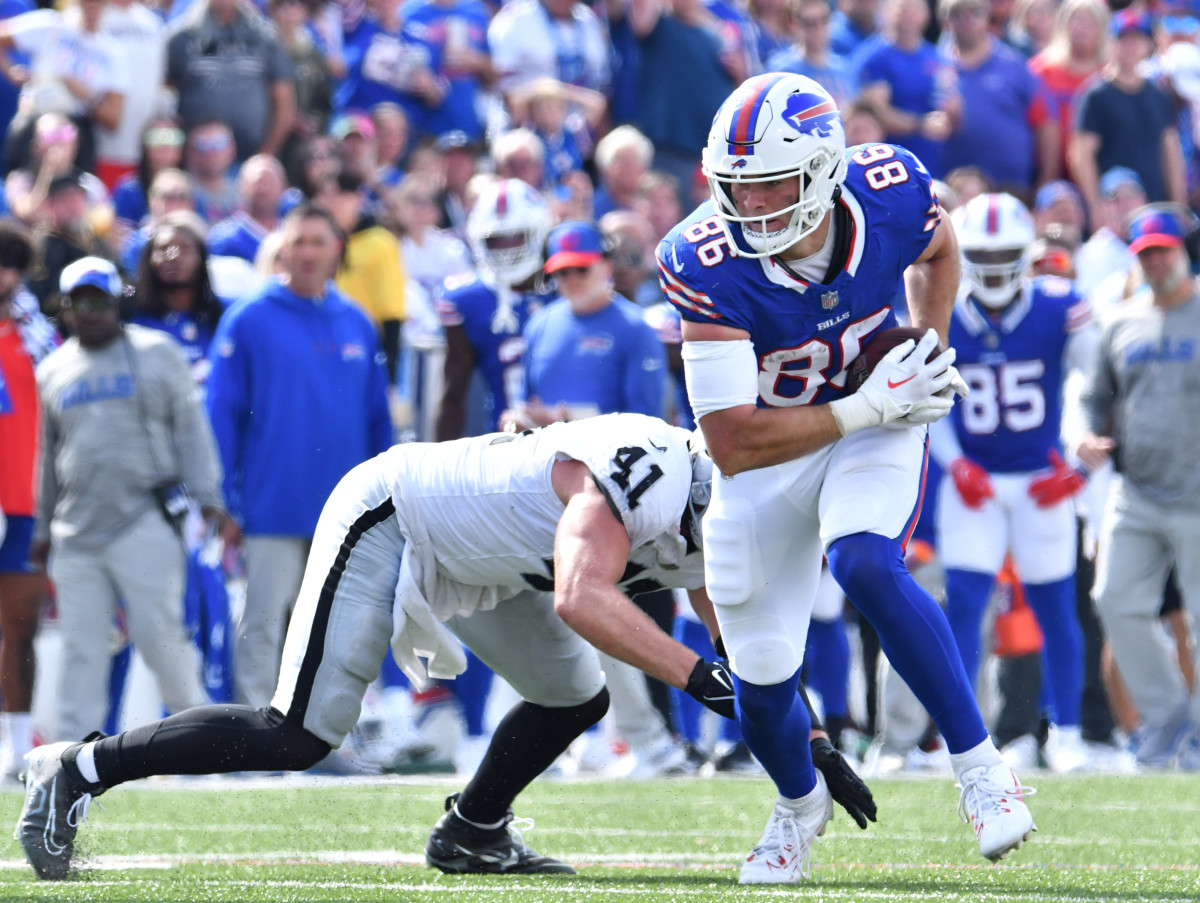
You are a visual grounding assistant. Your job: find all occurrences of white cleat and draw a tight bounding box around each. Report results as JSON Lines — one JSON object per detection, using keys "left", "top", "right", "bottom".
{"left": 957, "top": 762, "right": 1036, "bottom": 862}
{"left": 1044, "top": 726, "right": 1090, "bottom": 774}
{"left": 739, "top": 772, "right": 833, "bottom": 885}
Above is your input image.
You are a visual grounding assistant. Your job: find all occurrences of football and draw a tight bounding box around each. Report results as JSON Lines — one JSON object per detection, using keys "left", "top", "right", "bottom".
{"left": 848, "top": 326, "right": 946, "bottom": 392}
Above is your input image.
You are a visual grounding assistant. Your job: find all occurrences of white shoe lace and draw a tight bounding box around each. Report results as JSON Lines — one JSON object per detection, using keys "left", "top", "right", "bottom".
{"left": 41, "top": 776, "right": 93, "bottom": 858}
{"left": 956, "top": 769, "right": 1037, "bottom": 827}
{"left": 751, "top": 809, "right": 813, "bottom": 879}
{"left": 505, "top": 815, "right": 535, "bottom": 853}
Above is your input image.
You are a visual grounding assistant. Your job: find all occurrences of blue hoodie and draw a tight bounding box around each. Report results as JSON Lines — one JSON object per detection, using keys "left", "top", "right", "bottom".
{"left": 206, "top": 279, "right": 393, "bottom": 536}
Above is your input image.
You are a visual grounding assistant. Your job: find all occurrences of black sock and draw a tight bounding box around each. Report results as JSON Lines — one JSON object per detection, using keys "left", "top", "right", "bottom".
{"left": 91, "top": 705, "right": 331, "bottom": 788}
{"left": 456, "top": 689, "right": 609, "bottom": 825}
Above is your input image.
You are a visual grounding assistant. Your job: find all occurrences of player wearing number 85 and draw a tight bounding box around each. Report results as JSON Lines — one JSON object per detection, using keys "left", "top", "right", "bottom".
{"left": 929, "top": 192, "right": 1100, "bottom": 773}
{"left": 657, "top": 72, "right": 1034, "bottom": 883}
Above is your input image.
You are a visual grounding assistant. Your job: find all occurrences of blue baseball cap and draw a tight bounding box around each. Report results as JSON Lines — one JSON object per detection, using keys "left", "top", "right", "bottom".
{"left": 59, "top": 256, "right": 122, "bottom": 297}
{"left": 1127, "top": 208, "right": 1185, "bottom": 254}
{"left": 1110, "top": 8, "right": 1154, "bottom": 39}
{"left": 1099, "top": 166, "right": 1145, "bottom": 199}
{"left": 544, "top": 220, "right": 606, "bottom": 274}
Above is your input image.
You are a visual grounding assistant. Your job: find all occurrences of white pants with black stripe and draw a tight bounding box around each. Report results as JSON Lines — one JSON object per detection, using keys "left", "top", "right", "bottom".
{"left": 271, "top": 459, "right": 607, "bottom": 747}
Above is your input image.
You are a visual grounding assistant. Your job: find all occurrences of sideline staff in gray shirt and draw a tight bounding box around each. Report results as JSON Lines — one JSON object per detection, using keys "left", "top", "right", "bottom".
{"left": 1077, "top": 207, "right": 1200, "bottom": 768}
{"left": 32, "top": 257, "right": 229, "bottom": 742}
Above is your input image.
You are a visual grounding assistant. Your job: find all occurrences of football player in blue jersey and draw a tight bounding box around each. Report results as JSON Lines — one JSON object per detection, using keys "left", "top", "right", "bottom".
{"left": 435, "top": 178, "right": 554, "bottom": 441}
{"left": 658, "top": 72, "right": 1033, "bottom": 883}
{"left": 930, "top": 193, "right": 1100, "bottom": 773}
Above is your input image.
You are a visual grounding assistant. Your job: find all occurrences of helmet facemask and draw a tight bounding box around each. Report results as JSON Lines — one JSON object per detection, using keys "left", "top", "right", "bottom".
{"left": 705, "top": 152, "right": 843, "bottom": 258}
{"left": 466, "top": 180, "right": 551, "bottom": 287}
{"left": 963, "top": 246, "right": 1030, "bottom": 308}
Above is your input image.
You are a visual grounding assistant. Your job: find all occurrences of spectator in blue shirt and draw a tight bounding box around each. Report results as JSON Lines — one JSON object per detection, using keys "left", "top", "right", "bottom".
{"left": 335, "top": 0, "right": 446, "bottom": 135}
{"left": 207, "top": 155, "right": 287, "bottom": 263}
{"left": 627, "top": 0, "right": 741, "bottom": 213}
{"left": 206, "top": 202, "right": 392, "bottom": 708}
{"left": 940, "top": 0, "right": 1053, "bottom": 193}
{"left": 830, "top": 0, "right": 879, "bottom": 58}
{"left": 501, "top": 219, "right": 665, "bottom": 430}
{"left": 1069, "top": 9, "right": 1187, "bottom": 225}
{"left": 768, "top": 0, "right": 858, "bottom": 109}
{"left": 112, "top": 118, "right": 186, "bottom": 236}
{"left": 853, "top": 0, "right": 960, "bottom": 177}
{"left": 401, "top": 0, "right": 493, "bottom": 140}
{"left": 592, "top": 125, "right": 653, "bottom": 221}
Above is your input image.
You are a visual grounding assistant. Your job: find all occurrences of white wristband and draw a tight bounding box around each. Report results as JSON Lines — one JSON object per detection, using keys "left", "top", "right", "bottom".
{"left": 828, "top": 393, "right": 879, "bottom": 436}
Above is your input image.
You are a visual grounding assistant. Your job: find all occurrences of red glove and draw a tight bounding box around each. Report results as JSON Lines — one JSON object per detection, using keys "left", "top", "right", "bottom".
{"left": 949, "top": 457, "right": 994, "bottom": 509}
{"left": 1028, "top": 449, "right": 1087, "bottom": 508}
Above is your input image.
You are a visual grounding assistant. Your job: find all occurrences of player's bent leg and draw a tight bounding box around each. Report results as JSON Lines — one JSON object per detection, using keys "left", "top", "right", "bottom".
{"left": 425, "top": 689, "right": 609, "bottom": 876}
{"left": 828, "top": 533, "right": 986, "bottom": 752}
{"left": 827, "top": 532, "right": 1037, "bottom": 862}
{"left": 16, "top": 707, "right": 330, "bottom": 880}
{"left": 429, "top": 592, "right": 609, "bottom": 874}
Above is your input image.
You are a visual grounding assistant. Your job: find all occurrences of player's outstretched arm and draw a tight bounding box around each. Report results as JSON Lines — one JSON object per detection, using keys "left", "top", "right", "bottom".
{"left": 550, "top": 459, "right": 710, "bottom": 690}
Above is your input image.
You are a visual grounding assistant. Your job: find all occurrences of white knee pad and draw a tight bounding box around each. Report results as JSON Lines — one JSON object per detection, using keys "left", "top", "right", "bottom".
{"left": 703, "top": 497, "right": 763, "bottom": 608}
{"left": 727, "top": 632, "right": 802, "bottom": 686}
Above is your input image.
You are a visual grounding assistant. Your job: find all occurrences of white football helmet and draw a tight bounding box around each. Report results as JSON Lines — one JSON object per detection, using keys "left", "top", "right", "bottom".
{"left": 702, "top": 73, "right": 846, "bottom": 258}
{"left": 953, "top": 192, "right": 1036, "bottom": 309}
{"left": 467, "top": 178, "right": 551, "bottom": 286}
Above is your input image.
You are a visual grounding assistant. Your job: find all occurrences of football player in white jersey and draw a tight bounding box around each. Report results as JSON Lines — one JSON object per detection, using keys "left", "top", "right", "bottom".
{"left": 15, "top": 412, "right": 873, "bottom": 881}
{"left": 930, "top": 193, "right": 1100, "bottom": 773}
{"left": 660, "top": 73, "right": 1033, "bottom": 882}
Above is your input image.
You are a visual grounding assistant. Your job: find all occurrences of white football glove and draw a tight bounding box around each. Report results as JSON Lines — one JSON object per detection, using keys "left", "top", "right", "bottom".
{"left": 829, "top": 329, "right": 956, "bottom": 436}
{"left": 885, "top": 364, "right": 969, "bottom": 429}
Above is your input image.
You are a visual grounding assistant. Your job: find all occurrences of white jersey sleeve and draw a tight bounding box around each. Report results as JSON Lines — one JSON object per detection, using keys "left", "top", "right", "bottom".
{"left": 550, "top": 413, "right": 694, "bottom": 552}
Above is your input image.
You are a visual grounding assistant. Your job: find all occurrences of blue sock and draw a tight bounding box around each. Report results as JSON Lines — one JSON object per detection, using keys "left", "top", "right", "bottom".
{"left": 827, "top": 533, "right": 987, "bottom": 754}
{"left": 671, "top": 618, "right": 714, "bottom": 741}
{"left": 1024, "top": 576, "right": 1083, "bottom": 727}
{"left": 805, "top": 618, "right": 849, "bottom": 720}
{"left": 734, "top": 667, "right": 815, "bottom": 799}
{"left": 944, "top": 568, "right": 998, "bottom": 691}
{"left": 455, "top": 650, "right": 495, "bottom": 737}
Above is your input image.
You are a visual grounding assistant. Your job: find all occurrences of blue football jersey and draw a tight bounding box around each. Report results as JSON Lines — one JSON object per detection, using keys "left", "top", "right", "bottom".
{"left": 657, "top": 143, "right": 941, "bottom": 408}
{"left": 948, "top": 275, "right": 1093, "bottom": 473}
{"left": 436, "top": 273, "right": 550, "bottom": 432}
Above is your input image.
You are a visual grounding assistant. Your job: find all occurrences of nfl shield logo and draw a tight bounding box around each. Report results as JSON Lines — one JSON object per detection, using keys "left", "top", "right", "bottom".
{"left": 821, "top": 291, "right": 839, "bottom": 310}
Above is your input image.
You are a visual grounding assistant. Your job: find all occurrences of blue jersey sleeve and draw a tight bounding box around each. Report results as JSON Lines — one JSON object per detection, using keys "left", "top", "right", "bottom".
{"left": 843, "top": 143, "right": 940, "bottom": 269}
{"left": 655, "top": 203, "right": 751, "bottom": 332}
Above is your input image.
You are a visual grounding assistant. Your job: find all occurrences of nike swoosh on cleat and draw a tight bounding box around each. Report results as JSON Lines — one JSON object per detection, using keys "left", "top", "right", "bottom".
{"left": 887, "top": 375, "right": 917, "bottom": 388}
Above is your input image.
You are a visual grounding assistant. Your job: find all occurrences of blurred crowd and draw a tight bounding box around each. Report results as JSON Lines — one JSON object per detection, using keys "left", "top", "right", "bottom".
{"left": 0, "top": 0, "right": 1198, "bottom": 782}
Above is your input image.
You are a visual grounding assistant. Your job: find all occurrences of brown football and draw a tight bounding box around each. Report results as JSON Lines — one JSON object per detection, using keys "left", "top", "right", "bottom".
{"left": 848, "top": 326, "right": 946, "bottom": 392}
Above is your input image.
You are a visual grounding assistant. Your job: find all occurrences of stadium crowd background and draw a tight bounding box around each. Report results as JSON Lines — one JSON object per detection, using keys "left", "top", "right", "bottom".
{"left": 0, "top": 0, "right": 1196, "bottom": 781}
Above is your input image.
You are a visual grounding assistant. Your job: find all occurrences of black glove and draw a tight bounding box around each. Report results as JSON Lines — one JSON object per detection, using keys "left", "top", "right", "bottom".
{"left": 684, "top": 658, "right": 736, "bottom": 720}
{"left": 714, "top": 635, "right": 728, "bottom": 659}
{"left": 811, "top": 737, "right": 876, "bottom": 829}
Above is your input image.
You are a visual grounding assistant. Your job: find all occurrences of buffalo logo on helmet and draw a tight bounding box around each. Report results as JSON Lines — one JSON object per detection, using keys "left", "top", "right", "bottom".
{"left": 782, "top": 92, "right": 840, "bottom": 140}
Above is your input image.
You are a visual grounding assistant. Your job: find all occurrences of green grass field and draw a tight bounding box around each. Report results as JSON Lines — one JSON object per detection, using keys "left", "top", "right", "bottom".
{"left": 0, "top": 772, "right": 1196, "bottom": 902}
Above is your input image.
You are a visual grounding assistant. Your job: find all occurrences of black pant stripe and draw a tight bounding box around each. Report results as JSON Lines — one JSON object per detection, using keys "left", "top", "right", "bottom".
{"left": 287, "top": 497, "right": 396, "bottom": 724}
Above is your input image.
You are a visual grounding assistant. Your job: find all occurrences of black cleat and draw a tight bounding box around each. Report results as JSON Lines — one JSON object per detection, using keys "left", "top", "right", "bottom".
{"left": 14, "top": 742, "right": 105, "bottom": 880}
{"left": 425, "top": 793, "right": 575, "bottom": 874}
